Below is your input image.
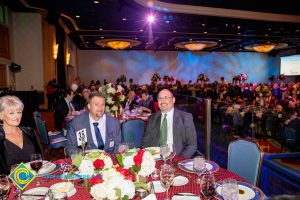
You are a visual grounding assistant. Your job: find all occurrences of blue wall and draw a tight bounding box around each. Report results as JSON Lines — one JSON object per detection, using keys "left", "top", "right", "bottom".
{"left": 78, "top": 50, "right": 277, "bottom": 85}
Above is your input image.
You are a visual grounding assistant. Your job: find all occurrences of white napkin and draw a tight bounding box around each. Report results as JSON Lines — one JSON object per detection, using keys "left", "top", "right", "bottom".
{"left": 143, "top": 194, "right": 157, "bottom": 200}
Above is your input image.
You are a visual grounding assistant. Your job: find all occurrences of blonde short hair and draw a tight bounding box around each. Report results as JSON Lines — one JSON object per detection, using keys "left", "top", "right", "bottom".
{"left": 0, "top": 95, "right": 24, "bottom": 115}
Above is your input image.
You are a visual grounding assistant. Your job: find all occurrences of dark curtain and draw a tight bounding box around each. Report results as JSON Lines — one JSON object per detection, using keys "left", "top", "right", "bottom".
{"left": 56, "top": 25, "right": 66, "bottom": 89}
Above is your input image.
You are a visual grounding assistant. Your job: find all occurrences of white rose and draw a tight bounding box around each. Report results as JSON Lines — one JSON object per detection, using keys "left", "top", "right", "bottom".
{"left": 106, "top": 96, "right": 114, "bottom": 105}
{"left": 107, "top": 87, "right": 116, "bottom": 94}
{"left": 103, "top": 157, "right": 113, "bottom": 169}
{"left": 78, "top": 160, "right": 94, "bottom": 177}
{"left": 123, "top": 156, "right": 134, "bottom": 169}
{"left": 119, "top": 95, "right": 125, "bottom": 102}
{"left": 138, "top": 151, "right": 156, "bottom": 177}
{"left": 117, "top": 85, "right": 123, "bottom": 92}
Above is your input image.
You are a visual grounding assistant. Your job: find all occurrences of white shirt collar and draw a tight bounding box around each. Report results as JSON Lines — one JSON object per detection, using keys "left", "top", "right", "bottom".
{"left": 161, "top": 108, "right": 174, "bottom": 117}
{"left": 89, "top": 113, "right": 106, "bottom": 124}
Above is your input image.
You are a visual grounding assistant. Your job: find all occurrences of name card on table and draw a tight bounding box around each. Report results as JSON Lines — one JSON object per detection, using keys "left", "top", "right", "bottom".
{"left": 76, "top": 128, "right": 87, "bottom": 146}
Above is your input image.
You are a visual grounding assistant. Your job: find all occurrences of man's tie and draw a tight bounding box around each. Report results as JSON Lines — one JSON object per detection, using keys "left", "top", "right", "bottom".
{"left": 159, "top": 114, "right": 168, "bottom": 146}
{"left": 93, "top": 122, "right": 104, "bottom": 149}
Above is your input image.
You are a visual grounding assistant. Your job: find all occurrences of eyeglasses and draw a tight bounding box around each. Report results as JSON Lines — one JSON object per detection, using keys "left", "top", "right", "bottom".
{"left": 157, "top": 96, "right": 173, "bottom": 101}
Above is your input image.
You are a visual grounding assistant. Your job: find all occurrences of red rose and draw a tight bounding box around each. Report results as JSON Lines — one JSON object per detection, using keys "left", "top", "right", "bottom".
{"left": 125, "top": 174, "right": 134, "bottom": 181}
{"left": 134, "top": 154, "right": 143, "bottom": 166}
{"left": 93, "top": 159, "right": 105, "bottom": 169}
{"left": 90, "top": 177, "right": 103, "bottom": 185}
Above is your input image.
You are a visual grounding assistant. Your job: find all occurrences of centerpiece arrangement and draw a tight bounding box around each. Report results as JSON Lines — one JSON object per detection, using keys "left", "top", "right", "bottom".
{"left": 99, "top": 83, "right": 126, "bottom": 117}
{"left": 254, "top": 84, "right": 271, "bottom": 106}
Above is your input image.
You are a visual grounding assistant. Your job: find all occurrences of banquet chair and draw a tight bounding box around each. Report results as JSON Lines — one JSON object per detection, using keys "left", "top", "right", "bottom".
{"left": 281, "top": 127, "right": 297, "bottom": 152}
{"left": 228, "top": 139, "right": 263, "bottom": 186}
{"left": 33, "top": 111, "right": 64, "bottom": 137}
{"left": 34, "top": 114, "right": 67, "bottom": 160}
{"left": 121, "top": 119, "right": 145, "bottom": 148}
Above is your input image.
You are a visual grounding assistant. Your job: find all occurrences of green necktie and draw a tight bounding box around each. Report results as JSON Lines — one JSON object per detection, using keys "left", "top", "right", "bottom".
{"left": 159, "top": 114, "right": 168, "bottom": 146}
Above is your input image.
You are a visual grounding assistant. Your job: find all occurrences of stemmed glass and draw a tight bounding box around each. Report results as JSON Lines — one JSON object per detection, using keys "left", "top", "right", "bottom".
{"left": 193, "top": 155, "right": 206, "bottom": 184}
{"left": 0, "top": 175, "right": 10, "bottom": 200}
{"left": 30, "top": 153, "right": 43, "bottom": 186}
{"left": 167, "top": 144, "right": 176, "bottom": 165}
{"left": 160, "top": 165, "right": 175, "bottom": 200}
{"left": 221, "top": 179, "right": 239, "bottom": 200}
{"left": 160, "top": 145, "right": 170, "bottom": 164}
{"left": 201, "top": 174, "right": 216, "bottom": 200}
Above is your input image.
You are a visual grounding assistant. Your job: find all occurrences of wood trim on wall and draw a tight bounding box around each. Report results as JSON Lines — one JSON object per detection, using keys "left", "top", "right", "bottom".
{"left": 0, "top": 24, "right": 10, "bottom": 59}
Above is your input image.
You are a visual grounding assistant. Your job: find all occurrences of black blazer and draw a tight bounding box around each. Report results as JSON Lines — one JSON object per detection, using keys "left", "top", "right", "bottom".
{"left": 0, "top": 126, "right": 43, "bottom": 175}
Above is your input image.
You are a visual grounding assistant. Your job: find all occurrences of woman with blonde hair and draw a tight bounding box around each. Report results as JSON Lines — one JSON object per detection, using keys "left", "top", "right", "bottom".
{"left": 0, "top": 95, "right": 42, "bottom": 174}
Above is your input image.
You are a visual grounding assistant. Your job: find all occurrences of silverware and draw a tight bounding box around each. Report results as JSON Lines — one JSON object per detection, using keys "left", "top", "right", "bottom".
{"left": 21, "top": 193, "right": 46, "bottom": 197}
{"left": 173, "top": 193, "right": 200, "bottom": 197}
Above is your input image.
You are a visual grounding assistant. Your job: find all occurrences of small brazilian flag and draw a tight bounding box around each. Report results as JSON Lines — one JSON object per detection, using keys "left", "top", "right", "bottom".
{"left": 9, "top": 162, "right": 36, "bottom": 190}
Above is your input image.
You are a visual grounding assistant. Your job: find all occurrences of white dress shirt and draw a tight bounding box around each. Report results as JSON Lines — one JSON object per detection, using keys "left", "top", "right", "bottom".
{"left": 161, "top": 108, "right": 174, "bottom": 146}
{"left": 89, "top": 114, "right": 106, "bottom": 147}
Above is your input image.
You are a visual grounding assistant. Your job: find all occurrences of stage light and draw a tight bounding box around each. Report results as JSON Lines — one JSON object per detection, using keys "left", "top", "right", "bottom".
{"left": 147, "top": 15, "right": 155, "bottom": 23}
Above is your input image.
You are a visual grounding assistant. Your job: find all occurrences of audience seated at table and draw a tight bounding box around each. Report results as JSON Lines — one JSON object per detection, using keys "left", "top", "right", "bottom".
{"left": 138, "top": 90, "right": 155, "bottom": 113}
{"left": 142, "top": 89, "right": 197, "bottom": 158}
{"left": 66, "top": 92, "right": 121, "bottom": 156}
{"left": 54, "top": 88, "right": 76, "bottom": 130}
{"left": 0, "top": 95, "right": 43, "bottom": 174}
{"left": 123, "top": 90, "right": 139, "bottom": 111}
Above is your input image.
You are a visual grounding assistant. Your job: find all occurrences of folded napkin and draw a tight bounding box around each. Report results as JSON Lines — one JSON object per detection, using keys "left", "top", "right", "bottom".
{"left": 172, "top": 194, "right": 200, "bottom": 200}
{"left": 143, "top": 194, "right": 156, "bottom": 200}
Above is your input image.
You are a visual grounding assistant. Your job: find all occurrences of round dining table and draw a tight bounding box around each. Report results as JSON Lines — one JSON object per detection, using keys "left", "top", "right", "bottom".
{"left": 7, "top": 156, "right": 264, "bottom": 200}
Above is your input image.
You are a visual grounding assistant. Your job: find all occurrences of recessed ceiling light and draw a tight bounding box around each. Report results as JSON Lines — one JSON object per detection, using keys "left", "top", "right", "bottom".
{"left": 94, "top": 0, "right": 99, "bottom": 3}
{"left": 237, "top": 33, "right": 241, "bottom": 35}
{"left": 237, "top": 26, "right": 241, "bottom": 29}
{"left": 202, "top": 24, "right": 205, "bottom": 26}
{"left": 173, "top": 30, "right": 176, "bottom": 33}
{"left": 265, "top": 34, "right": 269, "bottom": 36}
{"left": 86, "top": 41, "right": 89, "bottom": 43}
{"left": 189, "top": 38, "right": 193, "bottom": 41}
{"left": 146, "top": 42, "right": 149, "bottom": 45}
{"left": 134, "top": 37, "right": 138, "bottom": 40}
{"left": 101, "top": 37, "right": 104, "bottom": 39}
{"left": 139, "top": 29, "right": 143, "bottom": 32}
{"left": 239, "top": 48, "right": 242, "bottom": 51}
{"left": 218, "top": 39, "right": 222, "bottom": 42}
{"left": 122, "top": 18, "right": 127, "bottom": 21}
{"left": 268, "top": 28, "right": 272, "bottom": 31}
{"left": 204, "top": 31, "right": 207, "bottom": 34}
{"left": 296, "top": 30, "right": 299, "bottom": 32}
{"left": 220, "top": 44, "right": 223, "bottom": 46}
{"left": 166, "top": 20, "right": 170, "bottom": 23}
{"left": 99, "top": 28, "right": 103, "bottom": 30}
{"left": 76, "top": 15, "right": 80, "bottom": 18}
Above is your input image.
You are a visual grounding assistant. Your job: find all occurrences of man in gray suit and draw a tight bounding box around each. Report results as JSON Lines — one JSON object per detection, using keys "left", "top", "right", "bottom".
{"left": 66, "top": 92, "right": 121, "bottom": 157}
{"left": 142, "top": 89, "right": 197, "bottom": 158}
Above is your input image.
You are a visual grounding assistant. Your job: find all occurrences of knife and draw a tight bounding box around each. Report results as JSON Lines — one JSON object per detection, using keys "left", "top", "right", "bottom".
{"left": 21, "top": 193, "right": 46, "bottom": 197}
{"left": 173, "top": 193, "right": 200, "bottom": 197}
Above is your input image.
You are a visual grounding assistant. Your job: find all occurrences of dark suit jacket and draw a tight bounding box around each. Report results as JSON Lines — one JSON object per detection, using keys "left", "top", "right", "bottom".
{"left": 66, "top": 112, "right": 121, "bottom": 156}
{"left": 54, "top": 98, "right": 77, "bottom": 130}
{"left": 142, "top": 108, "right": 197, "bottom": 158}
{"left": 0, "top": 126, "right": 43, "bottom": 175}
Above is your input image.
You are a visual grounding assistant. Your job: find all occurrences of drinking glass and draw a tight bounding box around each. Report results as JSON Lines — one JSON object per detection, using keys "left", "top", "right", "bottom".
{"left": 167, "top": 144, "right": 176, "bottom": 164}
{"left": 53, "top": 192, "right": 68, "bottom": 200}
{"left": 201, "top": 174, "right": 216, "bottom": 200}
{"left": 160, "top": 145, "right": 170, "bottom": 164}
{"left": 70, "top": 149, "right": 82, "bottom": 160}
{"left": 0, "top": 175, "right": 10, "bottom": 200}
{"left": 118, "top": 143, "right": 129, "bottom": 153}
{"left": 150, "top": 168, "right": 160, "bottom": 180}
{"left": 193, "top": 155, "right": 206, "bottom": 184}
{"left": 30, "top": 153, "right": 43, "bottom": 186}
{"left": 221, "top": 179, "right": 239, "bottom": 200}
{"left": 160, "top": 165, "right": 175, "bottom": 200}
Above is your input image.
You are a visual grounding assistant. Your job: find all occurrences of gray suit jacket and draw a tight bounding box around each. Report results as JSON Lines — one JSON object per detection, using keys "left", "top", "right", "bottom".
{"left": 142, "top": 108, "right": 197, "bottom": 158}
{"left": 66, "top": 112, "right": 121, "bottom": 156}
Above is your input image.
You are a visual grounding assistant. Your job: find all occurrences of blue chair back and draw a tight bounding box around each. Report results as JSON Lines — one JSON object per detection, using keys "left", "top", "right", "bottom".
{"left": 283, "top": 127, "right": 296, "bottom": 145}
{"left": 34, "top": 116, "right": 50, "bottom": 145}
{"left": 33, "top": 111, "right": 43, "bottom": 119}
{"left": 228, "top": 139, "right": 263, "bottom": 186}
{"left": 121, "top": 119, "right": 145, "bottom": 148}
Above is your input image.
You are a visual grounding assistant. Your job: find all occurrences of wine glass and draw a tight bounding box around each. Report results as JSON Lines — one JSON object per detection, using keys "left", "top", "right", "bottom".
{"left": 30, "top": 153, "right": 43, "bottom": 186}
{"left": 221, "top": 179, "right": 239, "bottom": 200}
{"left": 160, "top": 165, "right": 175, "bottom": 200}
{"left": 193, "top": 155, "right": 206, "bottom": 184}
{"left": 0, "top": 175, "right": 10, "bottom": 200}
{"left": 160, "top": 145, "right": 170, "bottom": 164}
{"left": 201, "top": 174, "right": 216, "bottom": 200}
{"left": 167, "top": 144, "right": 176, "bottom": 164}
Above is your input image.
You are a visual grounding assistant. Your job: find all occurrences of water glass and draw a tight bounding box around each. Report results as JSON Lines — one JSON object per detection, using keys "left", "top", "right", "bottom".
{"left": 221, "top": 179, "right": 239, "bottom": 200}
{"left": 160, "top": 145, "right": 170, "bottom": 163}
{"left": 160, "top": 165, "right": 175, "bottom": 200}
{"left": 0, "top": 175, "right": 10, "bottom": 200}
{"left": 150, "top": 168, "right": 160, "bottom": 180}
{"left": 193, "top": 155, "right": 206, "bottom": 184}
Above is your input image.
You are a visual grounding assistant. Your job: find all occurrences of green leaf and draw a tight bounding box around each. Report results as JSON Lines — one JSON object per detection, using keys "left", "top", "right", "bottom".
{"left": 71, "top": 154, "right": 84, "bottom": 167}
{"left": 116, "top": 154, "right": 124, "bottom": 167}
{"left": 124, "top": 152, "right": 136, "bottom": 156}
{"left": 132, "top": 165, "right": 141, "bottom": 172}
{"left": 134, "top": 182, "right": 149, "bottom": 191}
{"left": 122, "top": 195, "right": 129, "bottom": 200}
{"left": 115, "top": 188, "right": 121, "bottom": 198}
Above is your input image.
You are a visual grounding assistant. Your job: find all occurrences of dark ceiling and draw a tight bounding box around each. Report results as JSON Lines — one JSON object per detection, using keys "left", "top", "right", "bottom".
{"left": 2, "top": 0, "right": 300, "bottom": 53}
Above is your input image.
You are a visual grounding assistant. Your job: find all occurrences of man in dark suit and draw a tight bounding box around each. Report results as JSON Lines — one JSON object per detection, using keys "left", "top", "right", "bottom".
{"left": 142, "top": 89, "right": 197, "bottom": 158}
{"left": 66, "top": 92, "right": 121, "bottom": 156}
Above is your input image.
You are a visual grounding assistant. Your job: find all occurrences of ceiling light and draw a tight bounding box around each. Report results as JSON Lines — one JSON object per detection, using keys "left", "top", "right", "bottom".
{"left": 173, "top": 30, "right": 176, "bottom": 32}
{"left": 147, "top": 15, "right": 155, "bottom": 23}
{"left": 166, "top": 20, "right": 170, "bottom": 23}
{"left": 139, "top": 29, "right": 143, "bottom": 32}
{"left": 99, "top": 28, "right": 103, "bottom": 30}
{"left": 94, "top": 0, "right": 99, "bottom": 3}
{"left": 76, "top": 15, "right": 80, "bottom": 18}
{"left": 244, "top": 43, "right": 288, "bottom": 52}
{"left": 95, "top": 39, "right": 141, "bottom": 50}
{"left": 175, "top": 41, "right": 218, "bottom": 51}
{"left": 101, "top": 37, "right": 104, "bottom": 39}
{"left": 204, "top": 32, "right": 207, "bottom": 34}
{"left": 122, "top": 18, "right": 127, "bottom": 21}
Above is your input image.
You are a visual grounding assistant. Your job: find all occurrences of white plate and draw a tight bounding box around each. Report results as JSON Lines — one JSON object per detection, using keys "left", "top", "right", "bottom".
{"left": 178, "top": 159, "right": 219, "bottom": 174}
{"left": 145, "top": 147, "right": 160, "bottom": 160}
{"left": 22, "top": 187, "right": 49, "bottom": 200}
{"left": 172, "top": 193, "right": 200, "bottom": 200}
{"left": 173, "top": 176, "right": 189, "bottom": 186}
{"left": 147, "top": 181, "right": 166, "bottom": 193}
{"left": 50, "top": 182, "right": 76, "bottom": 197}
{"left": 216, "top": 184, "right": 256, "bottom": 200}
{"left": 25, "top": 161, "right": 59, "bottom": 176}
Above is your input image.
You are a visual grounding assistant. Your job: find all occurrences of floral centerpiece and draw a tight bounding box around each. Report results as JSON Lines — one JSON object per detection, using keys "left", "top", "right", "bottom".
{"left": 99, "top": 83, "right": 126, "bottom": 116}
{"left": 72, "top": 150, "right": 113, "bottom": 176}
{"left": 239, "top": 73, "right": 248, "bottom": 81}
{"left": 254, "top": 84, "right": 271, "bottom": 97}
{"left": 90, "top": 167, "right": 136, "bottom": 200}
{"left": 117, "top": 149, "right": 156, "bottom": 179}
{"left": 151, "top": 73, "right": 161, "bottom": 82}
